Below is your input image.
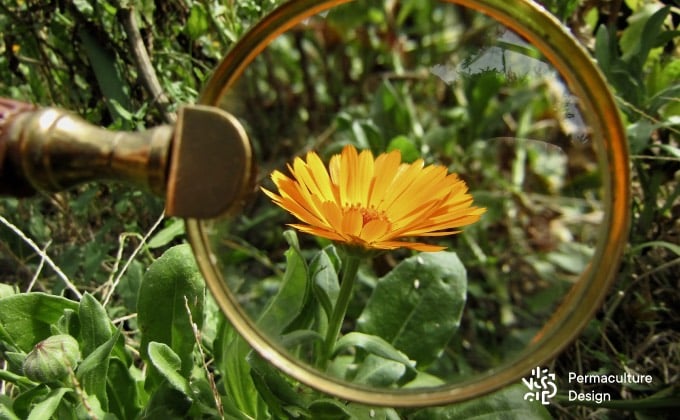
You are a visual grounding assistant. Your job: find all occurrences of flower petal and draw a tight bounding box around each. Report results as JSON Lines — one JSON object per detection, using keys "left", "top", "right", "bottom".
{"left": 263, "top": 145, "right": 485, "bottom": 252}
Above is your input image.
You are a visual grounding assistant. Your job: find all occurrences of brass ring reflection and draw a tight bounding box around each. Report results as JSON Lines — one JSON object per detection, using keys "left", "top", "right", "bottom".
{"left": 187, "top": 0, "right": 630, "bottom": 407}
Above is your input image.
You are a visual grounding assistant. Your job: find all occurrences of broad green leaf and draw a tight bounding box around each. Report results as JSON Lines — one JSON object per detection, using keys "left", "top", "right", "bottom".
{"left": 372, "top": 80, "right": 412, "bottom": 143}
{"left": 624, "top": 0, "right": 645, "bottom": 11}
{"left": 106, "top": 358, "right": 141, "bottom": 420}
{"left": 402, "top": 370, "right": 446, "bottom": 388}
{"left": 78, "top": 293, "right": 112, "bottom": 357}
{"left": 352, "top": 354, "right": 406, "bottom": 387}
{"left": 77, "top": 27, "right": 132, "bottom": 127}
{"left": 0, "top": 397, "right": 20, "bottom": 420}
{"left": 213, "top": 315, "right": 267, "bottom": 419}
{"left": 627, "top": 119, "right": 658, "bottom": 153}
{"left": 387, "top": 135, "right": 420, "bottom": 163}
{"left": 147, "top": 342, "right": 192, "bottom": 397}
{"left": 147, "top": 218, "right": 185, "bottom": 249}
{"left": 75, "top": 393, "right": 107, "bottom": 420}
{"left": 0, "top": 293, "right": 78, "bottom": 352}
{"left": 410, "top": 384, "right": 552, "bottom": 419}
{"left": 76, "top": 329, "right": 121, "bottom": 411}
{"left": 0, "top": 284, "right": 16, "bottom": 299}
{"left": 280, "top": 329, "right": 324, "bottom": 348}
{"left": 186, "top": 4, "right": 210, "bottom": 40}
{"left": 257, "top": 231, "right": 309, "bottom": 337}
{"left": 334, "top": 332, "right": 416, "bottom": 374}
{"left": 351, "top": 119, "right": 383, "bottom": 150}
{"left": 357, "top": 252, "right": 467, "bottom": 367}
{"left": 0, "top": 368, "right": 35, "bottom": 387}
{"left": 647, "top": 83, "right": 680, "bottom": 116}
{"left": 632, "top": 240, "right": 680, "bottom": 257}
{"left": 620, "top": 5, "right": 666, "bottom": 65}
{"left": 3, "top": 351, "right": 25, "bottom": 372}
{"left": 142, "top": 383, "right": 192, "bottom": 419}
{"left": 72, "top": 0, "right": 94, "bottom": 15}
{"left": 117, "top": 260, "right": 143, "bottom": 313}
{"left": 309, "top": 247, "right": 340, "bottom": 323}
{"left": 12, "top": 386, "right": 49, "bottom": 419}
{"left": 308, "top": 399, "right": 352, "bottom": 420}
{"left": 594, "top": 25, "right": 614, "bottom": 76}
{"left": 138, "top": 244, "right": 204, "bottom": 378}
{"left": 26, "top": 387, "right": 71, "bottom": 420}
{"left": 248, "top": 352, "right": 309, "bottom": 418}
{"left": 308, "top": 399, "right": 401, "bottom": 420}
{"left": 52, "top": 309, "right": 79, "bottom": 337}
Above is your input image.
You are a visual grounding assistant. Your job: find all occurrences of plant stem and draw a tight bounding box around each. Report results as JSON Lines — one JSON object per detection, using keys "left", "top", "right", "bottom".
{"left": 320, "top": 255, "right": 361, "bottom": 370}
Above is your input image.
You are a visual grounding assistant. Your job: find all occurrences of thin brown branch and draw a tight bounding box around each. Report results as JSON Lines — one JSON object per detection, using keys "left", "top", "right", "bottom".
{"left": 116, "top": 4, "right": 175, "bottom": 123}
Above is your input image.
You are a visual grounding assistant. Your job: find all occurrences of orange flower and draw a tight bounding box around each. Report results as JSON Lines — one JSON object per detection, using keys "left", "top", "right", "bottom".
{"left": 262, "top": 145, "right": 486, "bottom": 252}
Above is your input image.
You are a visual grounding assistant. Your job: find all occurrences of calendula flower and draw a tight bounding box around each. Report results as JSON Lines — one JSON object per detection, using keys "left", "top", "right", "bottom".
{"left": 262, "top": 145, "right": 485, "bottom": 252}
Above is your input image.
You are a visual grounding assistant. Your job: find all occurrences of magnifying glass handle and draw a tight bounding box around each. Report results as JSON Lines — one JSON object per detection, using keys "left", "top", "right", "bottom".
{"left": 0, "top": 98, "right": 171, "bottom": 197}
{"left": 0, "top": 98, "right": 253, "bottom": 219}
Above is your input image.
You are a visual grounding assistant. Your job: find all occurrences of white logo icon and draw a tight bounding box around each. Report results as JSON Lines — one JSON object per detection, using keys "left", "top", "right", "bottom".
{"left": 522, "top": 367, "right": 557, "bottom": 405}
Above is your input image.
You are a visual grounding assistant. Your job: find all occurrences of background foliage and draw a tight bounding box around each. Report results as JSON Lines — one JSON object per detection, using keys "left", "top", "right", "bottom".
{"left": 0, "top": 0, "right": 678, "bottom": 419}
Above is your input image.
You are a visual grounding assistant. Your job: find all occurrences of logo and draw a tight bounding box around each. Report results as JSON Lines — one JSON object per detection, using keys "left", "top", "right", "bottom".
{"left": 522, "top": 367, "right": 557, "bottom": 405}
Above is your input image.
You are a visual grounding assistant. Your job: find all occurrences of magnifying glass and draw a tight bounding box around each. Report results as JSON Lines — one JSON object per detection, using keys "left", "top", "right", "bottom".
{"left": 0, "top": 0, "right": 629, "bottom": 408}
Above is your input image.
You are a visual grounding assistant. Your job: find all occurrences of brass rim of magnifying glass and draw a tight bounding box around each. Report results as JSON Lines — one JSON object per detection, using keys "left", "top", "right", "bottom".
{"left": 186, "top": 0, "right": 630, "bottom": 407}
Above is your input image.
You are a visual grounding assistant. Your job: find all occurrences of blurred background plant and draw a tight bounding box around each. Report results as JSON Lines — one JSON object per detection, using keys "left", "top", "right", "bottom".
{"left": 0, "top": 0, "right": 677, "bottom": 419}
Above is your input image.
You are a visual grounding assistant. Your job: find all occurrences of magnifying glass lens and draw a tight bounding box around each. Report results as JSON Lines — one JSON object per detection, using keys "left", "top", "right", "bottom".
{"left": 189, "top": 0, "right": 626, "bottom": 406}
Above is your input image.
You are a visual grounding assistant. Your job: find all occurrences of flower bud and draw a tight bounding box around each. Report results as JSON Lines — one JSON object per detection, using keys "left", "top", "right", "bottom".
{"left": 22, "top": 335, "right": 81, "bottom": 383}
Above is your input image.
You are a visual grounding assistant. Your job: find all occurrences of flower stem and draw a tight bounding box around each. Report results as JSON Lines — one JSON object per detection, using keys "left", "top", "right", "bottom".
{"left": 320, "top": 254, "right": 361, "bottom": 370}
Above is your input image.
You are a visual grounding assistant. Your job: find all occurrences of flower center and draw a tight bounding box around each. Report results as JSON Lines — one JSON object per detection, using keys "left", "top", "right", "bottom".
{"left": 345, "top": 204, "right": 390, "bottom": 227}
{"left": 359, "top": 207, "right": 384, "bottom": 225}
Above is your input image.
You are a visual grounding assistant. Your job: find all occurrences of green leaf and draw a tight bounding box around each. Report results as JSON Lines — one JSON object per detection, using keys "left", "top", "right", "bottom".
{"left": 0, "top": 293, "right": 78, "bottom": 352}
{"left": 76, "top": 329, "right": 121, "bottom": 411}
{"left": 0, "top": 396, "right": 20, "bottom": 420}
{"left": 620, "top": 5, "right": 667, "bottom": 66}
{"left": 138, "top": 244, "right": 205, "bottom": 378}
{"left": 147, "top": 342, "right": 192, "bottom": 397}
{"left": 26, "top": 387, "right": 71, "bottom": 420}
{"left": 12, "top": 386, "right": 49, "bottom": 419}
{"left": 308, "top": 399, "right": 401, "bottom": 420}
{"left": 117, "top": 260, "right": 143, "bottom": 313}
{"left": 106, "top": 358, "right": 141, "bottom": 420}
{"left": 594, "top": 25, "right": 614, "bottom": 76}
{"left": 147, "top": 218, "right": 185, "bottom": 249}
{"left": 0, "top": 284, "right": 16, "bottom": 299}
{"left": 186, "top": 4, "right": 210, "bottom": 40}
{"left": 248, "top": 352, "right": 309, "bottom": 417}
{"left": 351, "top": 119, "right": 383, "bottom": 151}
{"left": 387, "top": 135, "right": 420, "bottom": 163}
{"left": 309, "top": 247, "right": 341, "bottom": 324}
{"left": 75, "top": 392, "right": 107, "bottom": 420}
{"left": 213, "top": 316, "right": 267, "bottom": 419}
{"left": 627, "top": 119, "right": 658, "bottom": 153}
{"left": 357, "top": 252, "right": 467, "bottom": 366}
{"left": 0, "top": 367, "right": 35, "bottom": 387}
{"left": 280, "top": 329, "right": 324, "bottom": 348}
{"left": 308, "top": 399, "right": 353, "bottom": 420}
{"left": 372, "top": 80, "right": 412, "bottom": 143}
{"left": 72, "top": 0, "right": 94, "bottom": 15}
{"left": 3, "top": 351, "right": 25, "bottom": 373}
{"left": 352, "top": 354, "right": 406, "bottom": 387}
{"left": 411, "top": 384, "right": 552, "bottom": 419}
{"left": 77, "top": 26, "right": 132, "bottom": 127}
{"left": 52, "top": 309, "right": 79, "bottom": 337}
{"left": 631, "top": 240, "right": 680, "bottom": 257}
{"left": 257, "top": 231, "right": 309, "bottom": 337}
{"left": 78, "top": 293, "right": 112, "bottom": 357}
{"left": 142, "top": 384, "right": 192, "bottom": 419}
{"left": 646, "top": 83, "right": 680, "bottom": 115}
{"left": 334, "top": 332, "right": 416, "bottom": 374}
{"left": 402, "top": 370, "right": 446, "bottom": 388}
